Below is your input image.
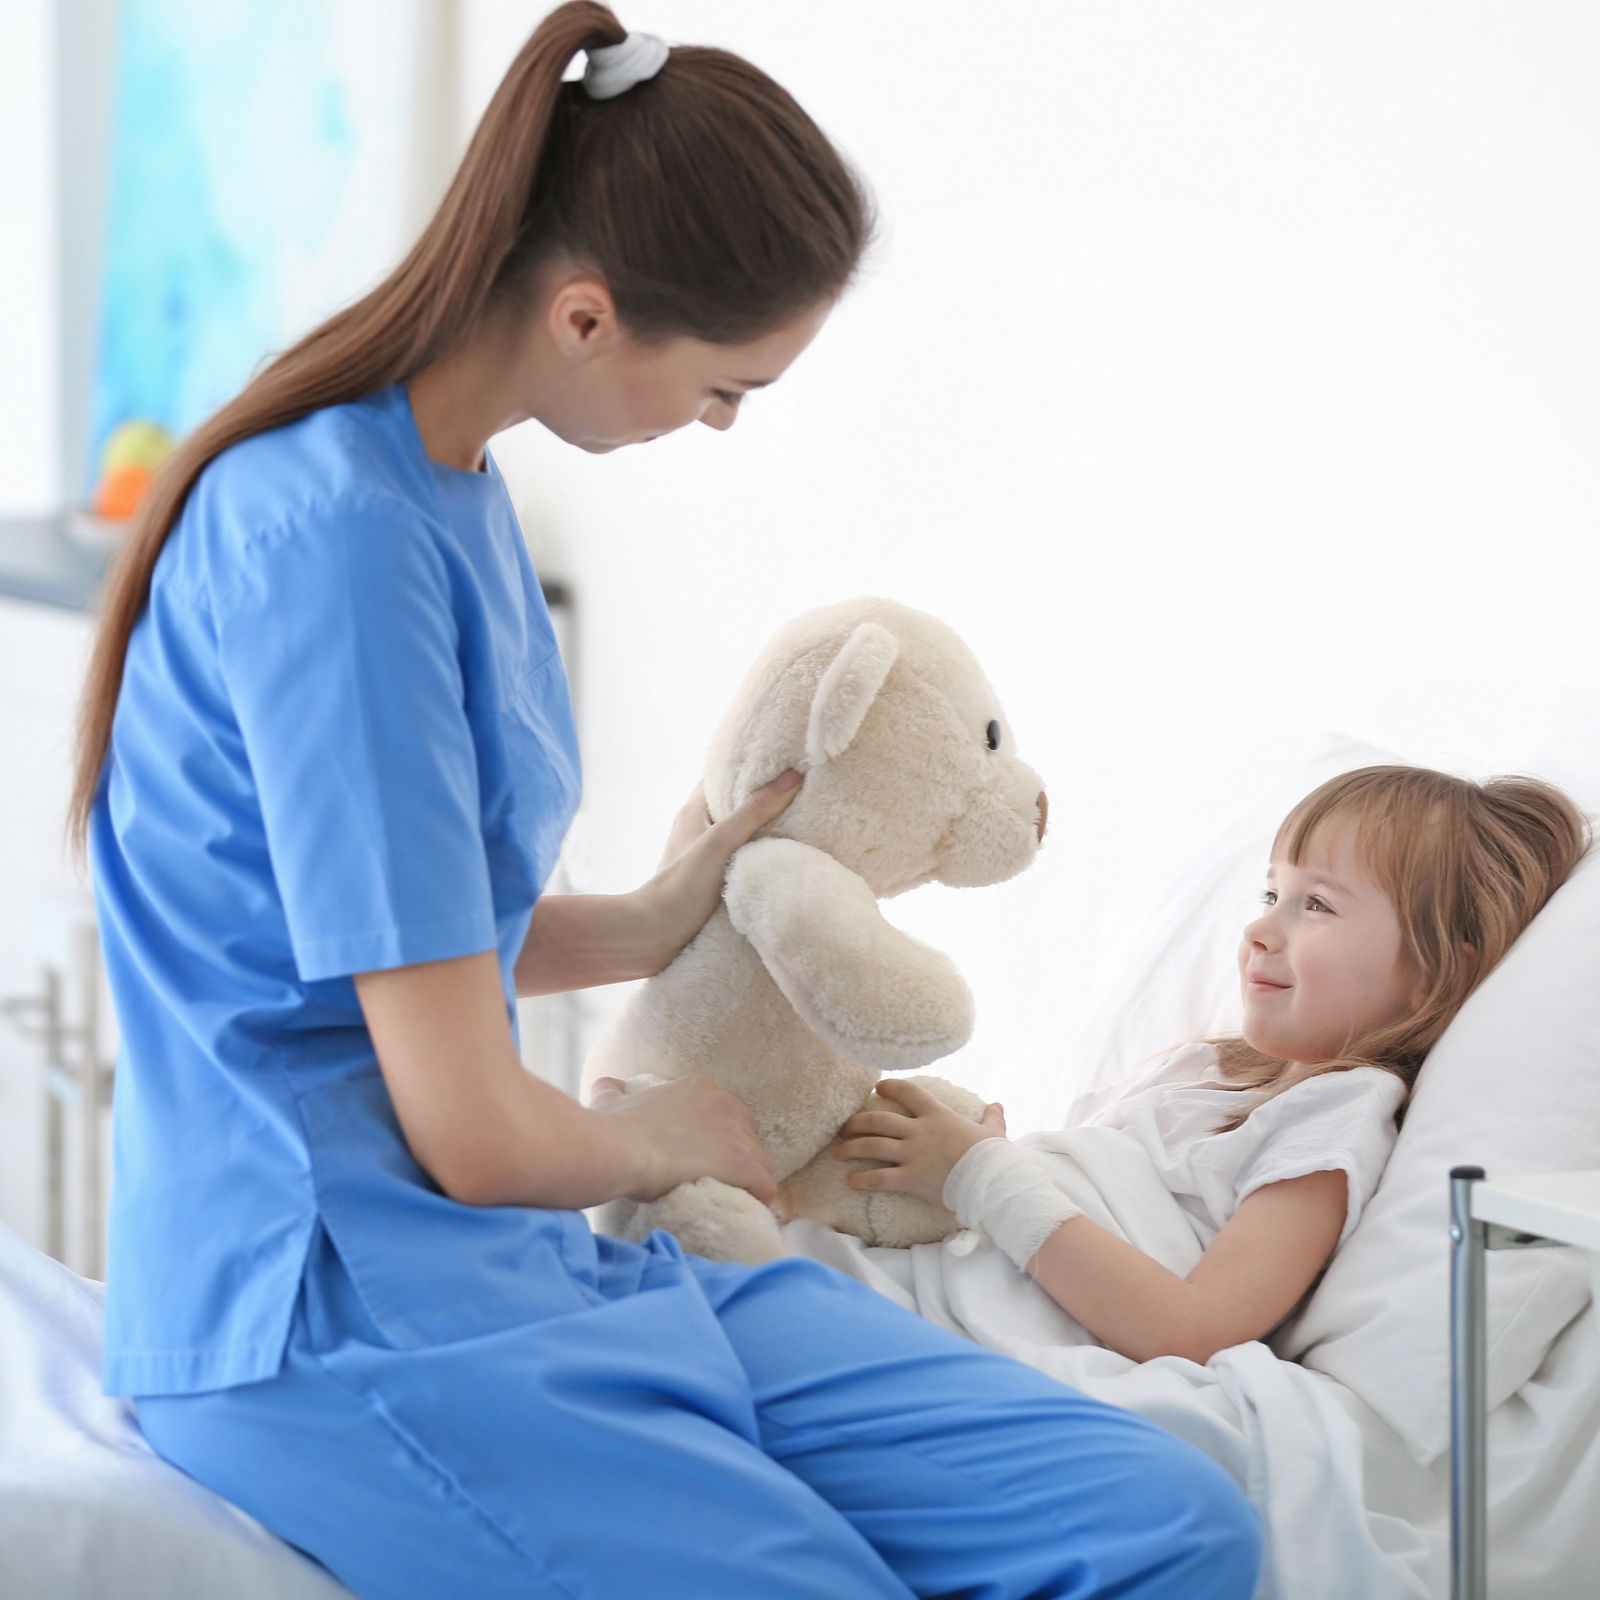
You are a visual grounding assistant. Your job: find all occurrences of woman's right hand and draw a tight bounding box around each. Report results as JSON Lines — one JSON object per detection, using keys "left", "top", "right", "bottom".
{"left": 588, "top": 1074, "right": 777, "bottom": 1207}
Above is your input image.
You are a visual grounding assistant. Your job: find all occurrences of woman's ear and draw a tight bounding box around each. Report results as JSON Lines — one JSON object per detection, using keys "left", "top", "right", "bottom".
{"left": 546, "top": 275, "right": 622, "bottom": 360}
{"left": 805, "top": 622, "right": 899, "bottom": 767}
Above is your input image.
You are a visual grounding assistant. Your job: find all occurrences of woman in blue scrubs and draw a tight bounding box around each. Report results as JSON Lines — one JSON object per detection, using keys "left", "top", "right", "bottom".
{"left": 69, "top": 7, "right": 1261, "bottom": 1596}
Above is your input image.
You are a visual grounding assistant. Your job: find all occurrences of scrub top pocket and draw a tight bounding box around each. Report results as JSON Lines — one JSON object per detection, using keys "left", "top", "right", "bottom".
{"left": 300, "top": 1069, "right": 603, "bottom": 1350}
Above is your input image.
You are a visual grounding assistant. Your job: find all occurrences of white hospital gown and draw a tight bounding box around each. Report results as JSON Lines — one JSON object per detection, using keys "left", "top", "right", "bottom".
{"left": 1080, "top": 1042, "right": 1406, "bottom": 1248}
{"left": 785, "top": 1043, "right": 1406, "bottom": 1329}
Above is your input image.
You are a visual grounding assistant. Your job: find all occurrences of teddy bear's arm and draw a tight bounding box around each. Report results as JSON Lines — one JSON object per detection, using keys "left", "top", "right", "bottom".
{"left": 724, "top": 837, "right": 974, "bottom": 1072}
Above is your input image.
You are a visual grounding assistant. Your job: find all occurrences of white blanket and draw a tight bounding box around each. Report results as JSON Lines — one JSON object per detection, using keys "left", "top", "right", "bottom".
{"left": 783, "top": 1126, "right": 1439, "bottom": 1600}
{"left": 6, "top": 1197, "right": 1592, "bottom": 1600}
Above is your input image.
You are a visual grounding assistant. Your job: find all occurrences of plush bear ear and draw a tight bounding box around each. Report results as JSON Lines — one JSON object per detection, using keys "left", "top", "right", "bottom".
{"left": 805, "top": 622, "right": 899, "bottom": 766}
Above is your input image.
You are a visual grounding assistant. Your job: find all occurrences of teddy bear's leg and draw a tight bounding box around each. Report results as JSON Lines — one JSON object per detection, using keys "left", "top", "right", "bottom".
{"left": 781, "top": 1144, "right": 962, "bottom": 1249}
{"left": 777, "top": 1147, "right": 876, "bottom": 1239}
{"left": 633, "top": 1177, "right": 789, "bottom": 1267}
{"left": 783, "top": 1076, "right": 988, "bottom": 1248}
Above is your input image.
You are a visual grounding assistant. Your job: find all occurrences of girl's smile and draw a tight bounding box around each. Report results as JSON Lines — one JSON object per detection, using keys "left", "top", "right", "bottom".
{"left": 1237, "top": 820, "right": 1421, "bottom": 1067}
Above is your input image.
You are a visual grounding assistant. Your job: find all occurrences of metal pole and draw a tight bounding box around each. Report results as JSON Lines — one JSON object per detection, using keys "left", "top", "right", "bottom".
{"left": 1450, "top": 1165, "right": 1487, "bottom": 1600}
{"left": 40, "top": 968, "right": 67, "bottom": 1264}
{"left": 76, "top": 921, "right": 105, "bottom": 1280}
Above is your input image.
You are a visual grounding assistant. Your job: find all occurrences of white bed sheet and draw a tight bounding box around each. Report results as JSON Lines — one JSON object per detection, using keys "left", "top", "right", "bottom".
{"left": 0, "top": 1223, "right": 352, "bottom": 1600}
{"left": 784, "top": 1217, "right": 1599, "bottom": 1600}
{"left": 6, "top": 1205, "right": 1595, "bottom": 1600}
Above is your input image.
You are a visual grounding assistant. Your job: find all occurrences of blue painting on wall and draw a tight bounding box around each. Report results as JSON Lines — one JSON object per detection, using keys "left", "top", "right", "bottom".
{"left": 87, "top": 0, "right": 427, "bottom": 498}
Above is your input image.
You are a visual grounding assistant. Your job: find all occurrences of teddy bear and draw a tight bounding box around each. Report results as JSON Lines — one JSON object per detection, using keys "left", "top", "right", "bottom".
{"left": 588, "top": 597, "right": 1047, "bottom": 1265}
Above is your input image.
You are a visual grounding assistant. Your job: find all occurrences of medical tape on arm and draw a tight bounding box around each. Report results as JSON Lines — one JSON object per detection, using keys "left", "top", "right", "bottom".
{"left": 941, "top": 1138, "right": 1082, "bottom": 1272}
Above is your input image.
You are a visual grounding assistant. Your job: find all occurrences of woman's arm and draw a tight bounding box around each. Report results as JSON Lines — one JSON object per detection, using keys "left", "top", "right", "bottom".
{"left": 513, "top": 892, "right": 666, "bottom": 996}
{"left": 835, "top": 1081, "right": 1348, "bottom": 1364}
{"left": 355, "top": 948, "right": 776, "bottom": 1210}
{"left": 513, "top": 772, "right": 802, "bottom": 996}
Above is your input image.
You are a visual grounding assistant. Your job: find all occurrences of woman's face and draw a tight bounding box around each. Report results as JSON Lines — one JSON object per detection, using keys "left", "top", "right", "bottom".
{"left": 536, "top": 284, "right": 832, "bottom": 454}
{"left": 1237, "top": 819, "right": 1421, "bottom": 1065}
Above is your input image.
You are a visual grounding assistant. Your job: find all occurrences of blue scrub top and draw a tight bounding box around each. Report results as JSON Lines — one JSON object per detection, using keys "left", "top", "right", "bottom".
{"left": 91, "top": 383, "right": 630, "bottom": 1397}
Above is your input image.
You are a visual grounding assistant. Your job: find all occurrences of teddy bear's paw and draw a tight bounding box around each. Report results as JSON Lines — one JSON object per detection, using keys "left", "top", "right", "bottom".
{"left": 648, "top": 1176, "right": 789, "bottom": 1266}
{"left": 863, "top": 1189, "right": 965, "bottom": 1249}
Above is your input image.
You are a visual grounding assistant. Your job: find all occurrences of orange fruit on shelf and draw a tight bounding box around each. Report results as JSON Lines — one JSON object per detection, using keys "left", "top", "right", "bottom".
{"left": 94, "top": 462, "right": 154, "bottom": 520}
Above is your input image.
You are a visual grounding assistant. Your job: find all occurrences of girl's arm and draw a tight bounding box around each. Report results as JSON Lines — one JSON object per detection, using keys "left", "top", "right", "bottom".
{"left": 513, "top": 772, "right": 802, "bottom": 996}
{"left": 835, "top": 1080, "right": 1347, "bottom": 1364}
{"left": 356, "top": 948, "right": 777, "bottom": 1210}
{"left": 1022, "top": 1170, "right": 1346, "bottom": 1364}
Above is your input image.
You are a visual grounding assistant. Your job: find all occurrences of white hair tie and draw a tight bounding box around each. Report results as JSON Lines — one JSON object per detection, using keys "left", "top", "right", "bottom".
{"left": 583, "top": 32, "right": 669, "bottom": 100}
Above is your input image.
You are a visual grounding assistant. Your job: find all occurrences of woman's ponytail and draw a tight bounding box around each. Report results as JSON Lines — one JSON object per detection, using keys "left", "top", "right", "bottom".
{"left": 68, "top": 2, "right": 870, "bottom": 856}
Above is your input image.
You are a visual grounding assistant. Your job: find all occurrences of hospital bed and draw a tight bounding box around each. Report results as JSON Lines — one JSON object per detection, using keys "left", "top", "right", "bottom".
{"left": 1043, "top": 736, "right": 1600, "bottom": 1598}
{"left": 2, "top": 737, "right": 1596, "bottom": 1600}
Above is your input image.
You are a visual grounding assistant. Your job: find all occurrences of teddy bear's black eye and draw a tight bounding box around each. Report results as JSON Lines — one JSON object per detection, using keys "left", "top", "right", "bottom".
{"left": 985, "top": 720, "right": 1001, "bottom": 751}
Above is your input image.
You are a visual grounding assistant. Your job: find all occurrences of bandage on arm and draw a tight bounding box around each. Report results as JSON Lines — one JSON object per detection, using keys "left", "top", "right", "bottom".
{"left": 941, "top": 1138, "right": 1082, "bottom": 1271}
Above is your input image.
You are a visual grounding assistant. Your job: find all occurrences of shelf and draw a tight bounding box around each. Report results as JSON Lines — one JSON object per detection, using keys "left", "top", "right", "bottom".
{"left": 0, "top": 517, "right": 110, "bottom": 613}
{"left": 1472, "top": 1171, "right": 1600, "bottom": 1253}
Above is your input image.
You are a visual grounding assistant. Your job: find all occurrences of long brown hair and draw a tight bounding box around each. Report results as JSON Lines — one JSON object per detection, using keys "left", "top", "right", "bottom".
{"left": 1214, "top": 765, "right": 1590, "bottom": 1128}
{"left": 68, "top": 1, "right": 872, "bottom": 854}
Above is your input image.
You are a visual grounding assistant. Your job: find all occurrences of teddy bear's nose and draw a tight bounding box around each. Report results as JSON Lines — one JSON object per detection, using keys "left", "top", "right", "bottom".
{"left": 1036, "top": 790, "right": 1048, "bottom": 844}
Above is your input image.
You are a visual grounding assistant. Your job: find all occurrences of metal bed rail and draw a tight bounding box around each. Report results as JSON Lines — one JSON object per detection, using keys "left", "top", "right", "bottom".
{"left": 1448, "top": 1166, "right": 1568, "bottom": 1600}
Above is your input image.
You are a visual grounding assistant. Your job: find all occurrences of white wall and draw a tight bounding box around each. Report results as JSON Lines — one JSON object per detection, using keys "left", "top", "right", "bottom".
{"left": 55, "top": 0, "right": 121, "bottom": 506}
{"left": 0, "top": 0, "right": 62, "bottom": 513}
{"left": 455, "top": 1, "right": 1600, "bottom": 1132}
{"left": 13, "top": 4, "right": 1592, "bottom": 1135}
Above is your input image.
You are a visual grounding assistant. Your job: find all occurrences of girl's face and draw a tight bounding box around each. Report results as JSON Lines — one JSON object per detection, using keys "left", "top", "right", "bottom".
{"left": 1237, "top": 819, "right": 1422, "bottom": 1066}
{"left": 537, "top": 283, "right": 832, "bottom": 454}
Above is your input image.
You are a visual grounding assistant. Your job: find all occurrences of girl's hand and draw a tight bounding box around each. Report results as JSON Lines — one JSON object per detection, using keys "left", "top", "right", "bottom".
{"left": 588, "top": 1073, "right": 777, "bottom": 1207}
{"left": 832, "top": 1079, "right": 1008, "bottom": 1208}
{"left": 638, "top": 771, "right": 803, "bottom": 969}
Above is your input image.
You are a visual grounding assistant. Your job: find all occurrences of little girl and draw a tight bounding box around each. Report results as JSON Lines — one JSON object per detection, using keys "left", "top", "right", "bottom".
{"left": 823, "top": 765, "right": 1589, "bottom": 1365}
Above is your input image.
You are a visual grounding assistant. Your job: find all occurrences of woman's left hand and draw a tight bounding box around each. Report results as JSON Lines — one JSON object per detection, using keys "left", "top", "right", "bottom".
{"left": 638, "top": 769, "right": 803, "bottom": 971}
{"left": 832, "top": 1079, "right": 1008, "bottom": 1208}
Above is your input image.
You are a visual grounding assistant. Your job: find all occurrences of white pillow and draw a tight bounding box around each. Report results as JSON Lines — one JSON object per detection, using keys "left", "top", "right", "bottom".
{"left": 1057, "top": 734, "right": 1598, "bottom": 1466}
{"left": 1275, "top": 844, "right": 1600, "bottom": 1464}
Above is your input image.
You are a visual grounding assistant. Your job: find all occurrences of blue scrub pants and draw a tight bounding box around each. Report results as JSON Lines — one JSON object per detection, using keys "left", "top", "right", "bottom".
{"left": 137, "top": 1226, "right": 1259, "bottom": 1600}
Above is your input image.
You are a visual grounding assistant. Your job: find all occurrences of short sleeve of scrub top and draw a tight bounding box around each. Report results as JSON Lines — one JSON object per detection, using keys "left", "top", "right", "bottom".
{"left": 215, "top": 488, "right": 499, "bottom": 980}
{"left": 91, "top": 384, "right": 601, "bottom": 1397}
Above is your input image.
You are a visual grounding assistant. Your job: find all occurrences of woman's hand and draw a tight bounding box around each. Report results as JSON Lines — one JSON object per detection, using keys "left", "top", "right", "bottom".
{"left": 588, "top": 1074, "right": 777, "bottom": 1207}
{"left": 653, "top": 781, "right": 716, "bottom": 874}
{"left": 514, "top": 773, "right": 801, "bottom": 998}
{"left": 637, "top": 770, "right": 803, "bottom": 972}
{"left": 832, "top": 1079, "right": 1008, "bottom": 1208}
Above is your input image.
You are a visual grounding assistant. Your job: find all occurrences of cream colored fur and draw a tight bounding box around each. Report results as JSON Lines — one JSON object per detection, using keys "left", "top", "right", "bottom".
{"left": 589, "top": 597, "right": 1046, "bottom": 1265}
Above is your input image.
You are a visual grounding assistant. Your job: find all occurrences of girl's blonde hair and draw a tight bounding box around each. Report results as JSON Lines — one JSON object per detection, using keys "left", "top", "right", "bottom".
{"left": 1214, "top": 765, "right": 1590, "bottom": 1127}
